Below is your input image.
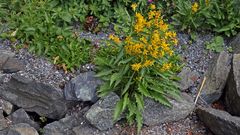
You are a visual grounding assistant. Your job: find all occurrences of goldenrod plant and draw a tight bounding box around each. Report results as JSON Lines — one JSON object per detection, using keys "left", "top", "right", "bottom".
{"left": 95, "top": 4, "right": 181, "bottom": 133}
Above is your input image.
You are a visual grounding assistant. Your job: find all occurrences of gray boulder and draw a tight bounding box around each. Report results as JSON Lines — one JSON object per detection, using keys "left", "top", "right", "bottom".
{"left": 7, "top": 108, "right": 40, "bottom": 130}
{"left": 64, "top": 71, "right": 101, "bottom": 102}
{"left": 178, "top": 67, "right": 200, "bottom": 91}
{"left": 200, "top": 51, "right": 232, "bottom": 104}
{"left": 197, "top": 107, "right": 240, "bottom": 135}
{"left": 143, "top": 93, "right": 194, "bottom": 126}
{"left": 225, "top": 54, "right": 240, "bottom": 116}
{"left": 0, "top": 50, "right": 15, "bottom": 70}
{"left": 7, "top": 123, "right": 39, "bottom": 135}
{"left": 0, "top": 74, "right": 68, "bottom": 119}
{"left": 2, "top": 58, "right": 24, "bottom": 73}
{"left": 85, "top": 92, "right": 120, "bottom": 131}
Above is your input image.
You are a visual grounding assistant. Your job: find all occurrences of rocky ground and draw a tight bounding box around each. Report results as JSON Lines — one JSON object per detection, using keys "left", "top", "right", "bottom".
{"left": 0, "top": 29, "right": 239, "bottom": 135}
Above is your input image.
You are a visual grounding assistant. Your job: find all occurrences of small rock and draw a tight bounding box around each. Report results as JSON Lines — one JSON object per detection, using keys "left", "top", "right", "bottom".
{"left": 43, "top": 113, "right": 83, "bottom": 135}
{"left": 200, "top": 51, "right": 232, "bottom": 104}
{"left": 2, "top": 58, "right": 25, "bottom": 73}
{"left": 64, "top": 71, "right": 101, "bottom": 102}
{"left": 143, "top": 93, "right": 194, "bottom": 126}
{"left": 230, "top": 32, "right": 240, "bottom": 54}
{"left": 197, "top": 107, "right": 240, "bottom": 135}
{"left": 72, "top": 123, "right": 120, "bottom": 135}
{"left": 0, "top": 50, "right": 15, "bottom": 70}
{"left": 225, "top": 53, "right": 240, "bottom": 116}
{"left": 85, "top": 92, "right": 120, "bottom": 131}
{"left": 1, "top": 99, "right": 14, "bottom": 115}
{"left": 7, "top": 123, "right": 39, "bottom": 135}
{"left": 0, "top": 110, "right": 8, "bottom": 130}
{"left": 178, "top": 67, "right": 200, "bottom": 91}
{"left": 0, "top": 74, "right": 68, "bottom": 119}
{"left": 7, "top": 108, "right": 40, "bottom": 130}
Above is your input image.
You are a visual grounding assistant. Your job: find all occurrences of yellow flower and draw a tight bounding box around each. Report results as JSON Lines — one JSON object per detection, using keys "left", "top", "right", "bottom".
{"left": 140, "top": 36, "right": 147, "bottom": 44}
{"left": 161, "top": 63, "right": 172, "bottom": 72}
{"left": 131, "top": 3, "right": 137, "bottom": 11}
{"left": 205, "top": 0, "right": 210, "bottom": 6}
{"left": 192, "top": 2, "right": 199, "bottom": 13}
{"left": 173, "top": 38, "right": 178, "bottom": 45}
{"left": 109, "top": 34, "right": 114, "bottom": 40}
{"left": 150, "top": 4, "right": 156, "bottom": 10}
{"left": 131, "top": 63, "right": 141, "bottom": 71}
{"left": 143, "top": 60, "right": 154, "bottom": 67}
{"left": 109, "top": 34, "right": 121, "bottom": 44}
{"left": 148, "top": 11, "right": 155, "bottom": 19}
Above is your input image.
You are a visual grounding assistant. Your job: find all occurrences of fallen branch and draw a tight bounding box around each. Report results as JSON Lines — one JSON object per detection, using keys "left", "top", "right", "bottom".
{"left": 194, "top": 76, "right": 206, "bottom": 105}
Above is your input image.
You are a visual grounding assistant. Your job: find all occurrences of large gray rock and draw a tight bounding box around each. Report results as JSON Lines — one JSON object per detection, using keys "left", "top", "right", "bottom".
{"left": 7, "top": 108, "right": 40, "bottom": 130}
{"left": 0, "top": 74, "right": 68, "bottom": 119}
{"left": 225, "top": 54, "right": 240, "bottom": 116}
{"left": 85, "top": 92, "right": 120, "bottom": 131}
{"left": 7, "top": 123, "right": 39, "bottom": 135}
{"left": 64, "top": 71, "right": 101, "bottom": 102}
{"left": 230, "top": 33, "right": 240, "bottom": 54}
{"left": 2, "top": 58, "right": 24, "bottom": 73}
{"left": 200, "top": 51, "right": 232, "bottom": 104}
{"left": 143, "top": 93, "right": 194, "bottom": 126}
{"left": 0, "top": 50, "right": 15, "bottom": 70}
{"left": 197, "top": 107, "right": 240, "bottom": 135}
{"left": 178, "top": 67, "right": 200, "bottom": 91}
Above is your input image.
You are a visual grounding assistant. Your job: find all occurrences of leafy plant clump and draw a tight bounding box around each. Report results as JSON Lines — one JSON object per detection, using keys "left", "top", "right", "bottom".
{"left": 172, "top": 0, "right": 240, "bottom": 36}
{"left": 0, "top": 0, "right": 92, "bottom": 71}
{"left": 205, "top": 36, "right": 224, "bottom": 52}
{"left": 95, "top": 4, "right": 181, "bottom": 133}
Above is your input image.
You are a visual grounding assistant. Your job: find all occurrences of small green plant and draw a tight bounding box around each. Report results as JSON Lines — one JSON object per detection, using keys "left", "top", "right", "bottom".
{"left": 205, "top": 36, "right": 224, "bottom": 52}
{"left": 95, "top": 4, "right": 181, "bottom": 134}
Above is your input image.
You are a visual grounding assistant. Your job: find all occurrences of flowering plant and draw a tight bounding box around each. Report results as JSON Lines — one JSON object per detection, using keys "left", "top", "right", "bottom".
{"left": 172, "top": 0, "right": 211, "bottom": 31}
{"left": 95, "top": 4, "right": 181, "bottom": 133}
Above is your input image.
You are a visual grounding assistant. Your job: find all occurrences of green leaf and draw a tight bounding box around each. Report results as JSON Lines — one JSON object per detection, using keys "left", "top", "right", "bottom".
{"left": 95, "top": 69, "right": 114, "bottom": 77}
{"left": 138, "top": 83, "right": 150, "bottom": 97}
{"left": 135, "top": 93, "right": 144, "bottom": 110}
{"left": 122, "top": 93, "right": 129, "bottom": 111}
{"left": 121, "top": 72, "right": 134, "bottom": 95}
{"left": 114, "top": 48, "right": 124, "bottom": 65}
{"left": 61, "top": 12, "right": 72, "bottom": 22}
{"left": 135, "top": 110, "right": 143, "bottom": 134}
{"left": 113, "top": 99, "right": 123, "bottom": 121}
{"left": 150, "top": 91, "right": 172, "bottom": 107}
{"left": 110, "top": 73, "right": 121, "bottom": 87}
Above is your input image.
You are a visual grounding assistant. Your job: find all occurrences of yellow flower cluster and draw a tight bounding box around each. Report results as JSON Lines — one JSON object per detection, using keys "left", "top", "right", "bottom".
{"left": 192, "top": 2, "right": 199, "bottom": 13}
{"left": 131, "top": 3, "right": 137, "bottom": 11}
{"left": 161, "top": 63, "right": 172, "bottom": 72}
{"left": 122, "top": 4, "right": 178, "bottom": 72}
{"left": 109, "top": 34, "right": 121, "bottom": 44}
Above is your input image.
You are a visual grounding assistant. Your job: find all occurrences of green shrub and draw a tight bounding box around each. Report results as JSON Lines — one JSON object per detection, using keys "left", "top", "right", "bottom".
{"left": 1, "top": 0, "right": 91, "bottom": 71}
{"left": 172, "top": 0, "right": 240, "bottom": 36}
{"left": 95, "top": 4, "right": 181, "bottom": 133}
